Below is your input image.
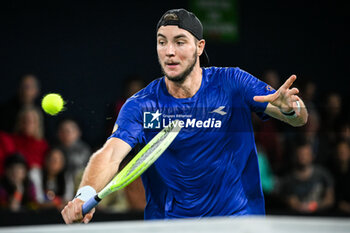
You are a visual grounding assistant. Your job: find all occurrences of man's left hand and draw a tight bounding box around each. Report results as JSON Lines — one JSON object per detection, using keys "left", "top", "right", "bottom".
{"left": 253, "top": 75, "right": 300, "bottom": 113}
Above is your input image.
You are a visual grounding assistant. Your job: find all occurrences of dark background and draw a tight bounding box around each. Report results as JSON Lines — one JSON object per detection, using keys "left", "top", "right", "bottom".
{"left": 0, "top": 0, "right": 349, "bottom": 148}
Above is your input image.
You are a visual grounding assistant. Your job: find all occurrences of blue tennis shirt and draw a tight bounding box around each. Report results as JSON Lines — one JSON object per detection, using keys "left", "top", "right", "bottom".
{"left": 110, "top": 67, "right": 275, "bottom": 219}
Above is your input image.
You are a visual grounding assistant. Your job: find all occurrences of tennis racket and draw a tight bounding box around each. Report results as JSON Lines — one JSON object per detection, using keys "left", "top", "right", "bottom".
{"left": 82, "top": 120, "right": 182, "bottom": 215}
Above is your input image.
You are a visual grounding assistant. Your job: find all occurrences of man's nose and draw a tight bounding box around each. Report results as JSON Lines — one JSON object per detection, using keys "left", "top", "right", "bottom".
{"left": 165, "top": 43, "right": 175, "bottom": 56}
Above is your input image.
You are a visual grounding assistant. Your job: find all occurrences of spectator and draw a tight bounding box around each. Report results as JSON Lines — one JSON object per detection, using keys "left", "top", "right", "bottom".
{"left": 0, "top": 153, "right": 37, "bottom": 211}
{"left": 254, "top": 117, "right": 284, "bottom": 174}
{"left": 282, "top": 141, "right": 334, "bottom": 214}
{"left": 284, "top": 109, "right": 331, "bottom": 168}
{"left": 300, "top": 80, "right": 317, "bottom": 111}
{"left": 336, "top": 121, "right": 350, "bottom": 144}
{"left": 302, "top": 111, "right": 320, "bottom": 154}
{"left": 11, "top": 106, "right": 49, "bottom": 203}
{"left": 37, "top": 148, "right": 74, "bottom": 210}
{"left": 262, "top": 69, "right": 280, "bottom": 90}
{"left": 57, "top": 118, "right": 91, "bottom": 188}
{"left": 0, "top": 74, "right": 40, "bottom": 133}
{"left": 300, "top": 110, "right": 330, "bottom": 165}
{"left": 320, "top": 92, "right": 343, "bottom": 144}
{"left": 0, "top": 132, "right": 16, "bottom": 176}
{"left": 106, "top": 75, "right": 146, "bottom": 135}
{"left": 101, "top": 76, "right": 146, "bottom": 213}
{"left": 257, "top": 145, "right": 277, "bottom": 195}
{"left": 12, "top": 106, "right": 49, "bottom": 169}
{"left": 254, "top": 69, "right": 283, "bottom": 174}
{"left": 330, "top": 141, "right": 350, "bottom": 214}
{"left": 115, "top": 76, "right": 145, "bottom": 115}
{"left": 256, "top": 145, "right": 284, "bottom": 212}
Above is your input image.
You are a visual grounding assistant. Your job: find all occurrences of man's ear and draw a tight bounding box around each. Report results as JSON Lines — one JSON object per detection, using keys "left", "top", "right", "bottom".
{"left": 197, "top": 39, "right": 205, "bottom": 56}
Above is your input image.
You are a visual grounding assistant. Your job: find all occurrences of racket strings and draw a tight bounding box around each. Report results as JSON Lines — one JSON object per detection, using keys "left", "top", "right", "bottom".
{"left": 111, "top": 122, "right": 179, "bottom": 190}
{"left": 125, "top": 131, "right": 168, "bottom": 178}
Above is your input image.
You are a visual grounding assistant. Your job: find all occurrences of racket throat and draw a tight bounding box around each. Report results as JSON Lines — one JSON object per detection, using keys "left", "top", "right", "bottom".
{"left": 94, "top": 194, "right": 102, "bottom": 202}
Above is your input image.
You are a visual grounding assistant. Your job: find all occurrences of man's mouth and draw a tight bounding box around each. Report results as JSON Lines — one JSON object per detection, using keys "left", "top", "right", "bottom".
{"left": 165, "top": 62, "right": 180, "bottom": 69}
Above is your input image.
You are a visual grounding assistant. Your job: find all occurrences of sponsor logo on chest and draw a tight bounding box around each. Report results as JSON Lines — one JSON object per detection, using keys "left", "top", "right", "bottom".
{"left": 143, "top": 107, "right": 227, "bottom": 129}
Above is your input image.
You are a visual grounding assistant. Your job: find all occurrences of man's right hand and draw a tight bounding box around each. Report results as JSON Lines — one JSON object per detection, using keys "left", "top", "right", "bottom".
{"left": 60, "top": 138, "right": 132, "bottom": 224}
{"left": 61, "top": 198, "right": 95, "bottom": 224}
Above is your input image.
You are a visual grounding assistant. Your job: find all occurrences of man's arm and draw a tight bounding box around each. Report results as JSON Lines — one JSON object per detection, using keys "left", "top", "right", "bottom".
{"left": 61, "top": 138, "right": 131, "bottom": 224}
{"left": 254, "top": 75, "right": 308, "bottom": 127}
{"left": 79, "top": 138, "right": 131, "bottom": 191}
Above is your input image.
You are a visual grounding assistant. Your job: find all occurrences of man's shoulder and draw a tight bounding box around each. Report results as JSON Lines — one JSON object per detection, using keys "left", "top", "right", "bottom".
{"left": 204, "top": 66, "right": 239, "bottom": 76}
{"left": 203, "top": 66, "right": 248, "bottom": 91}
{"left": 203, "top": 66, "right": 244, "bottom": 83}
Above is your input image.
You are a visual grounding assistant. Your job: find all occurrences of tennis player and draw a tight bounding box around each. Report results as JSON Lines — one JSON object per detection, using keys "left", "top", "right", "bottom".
{"left": 61, "top": 8, "right": 308, "bottom": 224}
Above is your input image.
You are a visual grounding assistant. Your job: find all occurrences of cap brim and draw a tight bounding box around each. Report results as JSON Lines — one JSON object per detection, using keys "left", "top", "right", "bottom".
{"left": 199, "top": 49, "right": 209, "bottom": 67}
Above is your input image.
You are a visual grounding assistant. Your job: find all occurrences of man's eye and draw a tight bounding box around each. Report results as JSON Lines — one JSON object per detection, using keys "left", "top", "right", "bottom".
{"left": 159, "top": 41, "right": 165, "bottom": 45}
{"left": 177, "top": 41, "right": 184, "bottom": 45}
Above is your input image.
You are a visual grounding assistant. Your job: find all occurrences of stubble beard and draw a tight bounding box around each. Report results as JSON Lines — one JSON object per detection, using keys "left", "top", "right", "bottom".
{"left": 159, "top": 50, "right": 198, "bottom": 84}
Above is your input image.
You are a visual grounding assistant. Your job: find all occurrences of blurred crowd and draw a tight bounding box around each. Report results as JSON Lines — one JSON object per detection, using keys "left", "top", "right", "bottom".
{"left": 0, "top": 74, "right": 146, "bottom": 214}
{"left": 254, "top": 70, "right": 350, "bottom": 216}
{"left": 0, "top": 71, "right": 349, "bottom": 218}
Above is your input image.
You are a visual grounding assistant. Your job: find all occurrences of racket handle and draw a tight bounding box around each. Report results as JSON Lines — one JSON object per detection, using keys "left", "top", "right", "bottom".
{"left": 82, "top": 194, "right": 101, "bottom": 215}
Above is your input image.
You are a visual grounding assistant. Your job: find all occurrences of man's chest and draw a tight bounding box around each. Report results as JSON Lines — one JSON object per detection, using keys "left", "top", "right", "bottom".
{"left": 142, "top": 89, "right": 238, "bottom": 131}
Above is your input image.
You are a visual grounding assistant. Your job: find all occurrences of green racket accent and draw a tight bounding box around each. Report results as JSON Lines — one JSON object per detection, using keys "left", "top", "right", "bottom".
{"left": 97, "top": 120, "right": 181, "bottom": 200}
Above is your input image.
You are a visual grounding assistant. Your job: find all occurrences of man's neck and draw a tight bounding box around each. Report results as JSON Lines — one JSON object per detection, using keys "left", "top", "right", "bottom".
{"left": 165, "top": 65, "right": 203, "bottom": 99}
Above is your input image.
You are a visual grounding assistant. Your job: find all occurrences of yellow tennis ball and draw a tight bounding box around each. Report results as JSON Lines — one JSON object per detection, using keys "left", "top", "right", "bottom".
{"left": 41, "top": 93, "right": 65, "bottom": 115}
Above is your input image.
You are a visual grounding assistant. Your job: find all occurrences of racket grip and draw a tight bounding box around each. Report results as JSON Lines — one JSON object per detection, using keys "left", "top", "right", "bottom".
{"left": 82, "top": 195, "right": 101, "bottom": 215}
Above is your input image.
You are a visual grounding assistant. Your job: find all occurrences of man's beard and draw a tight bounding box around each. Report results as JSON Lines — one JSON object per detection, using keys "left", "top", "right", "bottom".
{"left": 159, "top": 50, "right": 198, "bottom": 84}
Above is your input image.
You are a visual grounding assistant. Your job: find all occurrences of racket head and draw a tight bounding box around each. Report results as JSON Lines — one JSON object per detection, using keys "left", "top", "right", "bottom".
{"left": 98, "top": 119, "right": 181, "bottom": 199}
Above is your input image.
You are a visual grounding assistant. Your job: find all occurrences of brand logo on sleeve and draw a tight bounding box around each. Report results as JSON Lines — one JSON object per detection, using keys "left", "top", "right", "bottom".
{"left": 112, "top": 124, "right": 119, "bottom": 133}
{"left": 266, "top": 85, "right": 274, "bottom": 91}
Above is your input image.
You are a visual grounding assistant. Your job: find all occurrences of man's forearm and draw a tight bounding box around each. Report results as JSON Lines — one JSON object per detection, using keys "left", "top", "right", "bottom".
{"left": 285, "top": 97, "right": 308, "bottom": 127}
{"left": 79, "top": 138, "right": 131, "bottom": 192}
{"left": 62, "top": 138, "right": 131, "bottom": 224}
{"left": 265, "top": 98, "right": 308, "bottom": 127}
{"left": 79, "top": 147, "right": 120, "bottom": 192}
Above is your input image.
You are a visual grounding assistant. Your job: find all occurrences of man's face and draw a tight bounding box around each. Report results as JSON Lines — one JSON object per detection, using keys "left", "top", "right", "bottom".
{"left": 58, "top": 120, "right": 80, "bottom": 147}
{"left": 19, "top": 75, "right": 39, "bottom": 104}
{"left": 20, "top": 110, "right": 39, "bottom": 137}
{"left": 296, "top": 145, "right": 313, "bottom": 167}
{"left": 157, "top": 26, "right": 201, "bottom": 83}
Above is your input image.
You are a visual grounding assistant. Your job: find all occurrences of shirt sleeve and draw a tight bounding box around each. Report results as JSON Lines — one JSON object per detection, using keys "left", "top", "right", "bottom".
{"left": 108, "top": 97, "right": 144, "bottom": 148}
{"left": 227, "top": 67, "right": 276, "bottom": 120}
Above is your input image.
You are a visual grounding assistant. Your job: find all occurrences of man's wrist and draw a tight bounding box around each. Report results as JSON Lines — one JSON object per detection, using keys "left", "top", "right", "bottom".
{"left": 74, "top": 186, "right": 97, "bottom": 202}
{"left": 280, "top": 101, "right": 300, "bottom": 119}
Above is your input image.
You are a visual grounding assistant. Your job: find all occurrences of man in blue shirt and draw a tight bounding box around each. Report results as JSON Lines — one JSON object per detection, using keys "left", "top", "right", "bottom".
{"left": 62, "top": 9, "right": 307, "bottom": 224}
